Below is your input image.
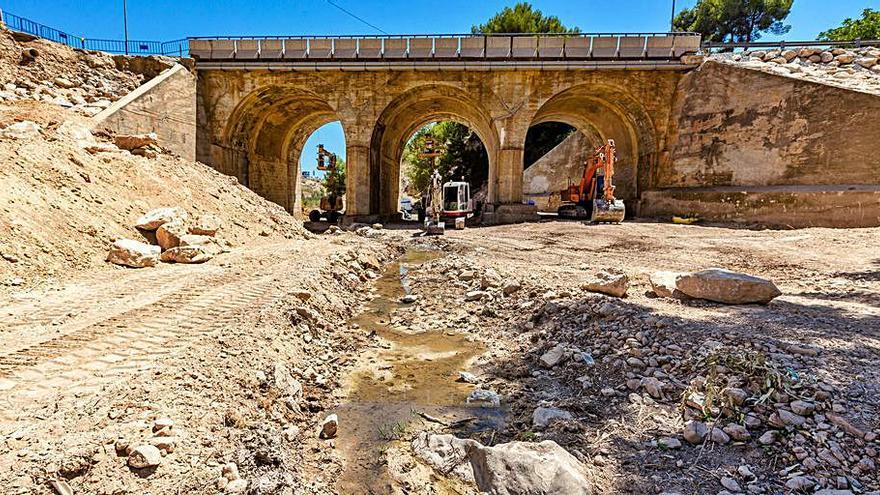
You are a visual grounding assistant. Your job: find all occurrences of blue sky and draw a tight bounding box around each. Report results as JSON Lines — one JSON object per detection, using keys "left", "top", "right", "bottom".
{"left": 3, "top": 0, "right": 872, "bottom": 174}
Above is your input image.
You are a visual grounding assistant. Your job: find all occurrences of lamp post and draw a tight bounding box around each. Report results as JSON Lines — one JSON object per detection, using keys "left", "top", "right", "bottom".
{"left": 670, "top": 0, "right": 676, "bottom": 32}
{"left": 123, "top": 0, "right": 129, "bottom": 54}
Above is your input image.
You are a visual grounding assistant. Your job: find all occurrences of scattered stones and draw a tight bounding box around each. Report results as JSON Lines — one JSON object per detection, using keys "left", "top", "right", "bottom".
{"left": 457, "top": 371, "right": 478, "bottom": 384}
{"left": 720, "top": 476, "right": 741, "bottom": 492}
{"left": 400, "top": 294, "right": 419, "bottom": 304}
{"left": 127, "top": 444, "right": 162, "bottom": 469}
{"left": 723, "top": 424, "right": 751, "bottom": 442}
{"left": 683, "top": 420, "right": 708, "bottom": 444}
{"left": 674, "top": 268, "right": 781, "bottom": 304}
{"left": 107, "top": 239, "right": 160, "bottom": 268}
{"left": 465, "top": 290, "right": 490, "bottom": 302}
{"left": 539, "top": 344, "right": 566, "bottom": 368}
{"left": 319, "top": 414, "right": 338, "bottom": 439}
{"left": 532, "top": 406, "right": 573, "bottom": 429}
{"left": 582, "top": 270, "right": 629, "bottom": 297}
{"left": 467, "top": 389, "right": 501, "bottom": 408}
{"left": 658, "top": 437, "right": 682, "bottom": 449}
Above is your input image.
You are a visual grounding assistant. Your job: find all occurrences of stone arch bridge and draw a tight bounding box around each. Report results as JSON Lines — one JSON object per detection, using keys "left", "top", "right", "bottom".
{"left": 192, "top": 33, "right": 706, "bottom": 222}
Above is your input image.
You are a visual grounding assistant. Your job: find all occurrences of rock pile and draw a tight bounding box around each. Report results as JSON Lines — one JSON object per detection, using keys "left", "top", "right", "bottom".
{"left": 109, "top": 206, "right": 226, "bottom": 268}
{"left": 0, "top": 27, "right": 176, "bottom": 116}
{"left": 713, "top": 45, "right": 880, "bottom": 94}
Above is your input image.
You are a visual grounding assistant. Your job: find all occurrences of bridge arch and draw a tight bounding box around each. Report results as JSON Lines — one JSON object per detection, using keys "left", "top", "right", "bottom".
{"left": 524, "top": 83, "right": 658, "bottom": 205}
{"left": 222, "top": 86, "right": 344, "bottom": 215}
{"left": 367, "top": 84, "right": 500, "bottom": 217}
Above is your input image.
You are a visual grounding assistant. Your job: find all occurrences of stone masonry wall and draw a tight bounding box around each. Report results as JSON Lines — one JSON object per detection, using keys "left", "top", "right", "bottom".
{"left": 643, "top": 60, "right": 880, "bottom": 227}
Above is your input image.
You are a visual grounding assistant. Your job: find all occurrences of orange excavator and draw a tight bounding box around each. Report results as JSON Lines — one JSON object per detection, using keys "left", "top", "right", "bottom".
{"left": 557, "top": 139, "right": 626, "bottom": 223}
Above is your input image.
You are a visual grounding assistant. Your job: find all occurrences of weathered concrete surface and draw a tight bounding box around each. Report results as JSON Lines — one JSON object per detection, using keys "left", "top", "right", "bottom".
{"left": 647, "top": 61, "right": 880, "bottom": 227}
{"left": 523, "top": 131, "right": 593, "bottom": 212}
{"left": 196, "top": 69, "right": 683, "bottom": 220}
{"left": 95, "top": 64, "right": 197, "bottom": 161}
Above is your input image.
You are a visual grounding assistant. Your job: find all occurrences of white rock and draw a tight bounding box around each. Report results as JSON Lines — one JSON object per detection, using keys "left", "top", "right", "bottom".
{"left": 55, "top": 120, "right": 96, "bottom": 147}
{"left": 127, "top": 444, "right": 162, "bottom": 469}
{"left": 135, "top": 207, "right": 188, "bottom": 231}
{"left": 582, "top": 270, "right": 628, "bottom": 297}
{"left": 649, "top": 271, "right": 689, "bottom": 299}
{"left": 225, "top": 479, "right": 248, "bottom": 493}
{"left": 467, "top": 389, "right": 501, "bottom": 407}
{"left": 1, "top": 121, "right": 42, "bottom": 140}
{"left": 532, "top": 406, "right": 573, "bottom": 429}
{"left": 107, "top": 239, "right": 160, "bottom": 268}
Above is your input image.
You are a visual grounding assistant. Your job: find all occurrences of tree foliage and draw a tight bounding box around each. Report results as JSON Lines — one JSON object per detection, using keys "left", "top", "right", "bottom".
{"left": 402, "top": 122, "right": 488, "bottom": 196}
{"left": 673, "top": 0, "right": 793, "bottom": 43}
{"left": 818, "top": 9, "right": 880, "bottom": 41}
{"left": 471, "top": 2, "right": 579, "bottom": 34}
{"left": 322, "top": 156, "right": 346, "bottom": 196}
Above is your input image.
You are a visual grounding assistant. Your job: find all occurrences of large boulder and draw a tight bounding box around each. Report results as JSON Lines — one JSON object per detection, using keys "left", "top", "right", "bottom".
{"left": 675, "top": 268, "right": 781, "bottom": 304}
{"left": 582, "top": 270, "right": 628, "bottom": 298}
{"left": 160, "top": 245, "right": 212, "bottom": 264}
{"left": 107, "top": 239, "right": 160, "bottom": 268}
{"left": 156, "top": 221, "right": 189, "bottom": 250}
{"left": 135, "top": 207, "right": 188, "bottom": 231}
{"left": 412, "top": 434, "right": 592, "bottom": 495}
{"left": 467, "top": 439, "right": 593, "bottom": 495}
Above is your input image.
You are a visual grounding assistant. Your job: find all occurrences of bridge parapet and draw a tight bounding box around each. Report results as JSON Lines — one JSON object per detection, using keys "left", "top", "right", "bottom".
{"left": 189, "top": 33, "right": 701, "bottom": 63}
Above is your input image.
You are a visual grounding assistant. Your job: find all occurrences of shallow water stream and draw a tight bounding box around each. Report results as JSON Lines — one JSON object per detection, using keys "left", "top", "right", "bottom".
{"left": 333, "top": 250, "right": 501, "bottom": 493}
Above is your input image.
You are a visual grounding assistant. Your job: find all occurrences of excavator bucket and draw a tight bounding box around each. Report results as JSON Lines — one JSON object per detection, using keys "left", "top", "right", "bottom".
{"left": 590, "top": 199, "right": 625, "bottom": 223}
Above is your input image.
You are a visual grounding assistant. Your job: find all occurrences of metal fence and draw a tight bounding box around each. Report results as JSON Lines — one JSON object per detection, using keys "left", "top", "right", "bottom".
{"left": 0, "top": 9, "right": 188, "bottom": 56}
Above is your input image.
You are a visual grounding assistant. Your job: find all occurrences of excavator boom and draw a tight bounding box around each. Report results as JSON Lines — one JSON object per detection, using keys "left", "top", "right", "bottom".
{"left": 557, "top": 139, "right": 625, "bottom": 223}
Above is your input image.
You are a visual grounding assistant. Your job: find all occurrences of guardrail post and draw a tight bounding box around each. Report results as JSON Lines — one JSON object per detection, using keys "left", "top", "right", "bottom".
{"left": 855, "top": 38, "right": 862, "bottom": 48}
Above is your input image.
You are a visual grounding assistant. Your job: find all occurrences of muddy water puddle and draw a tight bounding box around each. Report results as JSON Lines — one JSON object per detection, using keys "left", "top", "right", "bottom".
{"left": 334, "top": 250, "right": 504, "bottom": 494}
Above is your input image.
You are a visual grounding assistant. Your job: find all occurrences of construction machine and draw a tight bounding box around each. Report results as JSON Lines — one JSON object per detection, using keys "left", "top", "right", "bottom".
{"left": 558, "top": 139, "right": 626, "bottom": 223}
{"left": 308, "top": 144, "right": 345, "bottom": 223}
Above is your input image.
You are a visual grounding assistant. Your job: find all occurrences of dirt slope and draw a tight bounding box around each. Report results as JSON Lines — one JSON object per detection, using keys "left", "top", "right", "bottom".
{"left": 0, "top": 102, "right": 305, "bottom": 292}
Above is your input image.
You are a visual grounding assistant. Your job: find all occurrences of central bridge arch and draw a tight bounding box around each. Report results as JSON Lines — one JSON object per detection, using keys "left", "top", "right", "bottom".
{"left": 367, "top": 84, "right": 501, "bottom": 217}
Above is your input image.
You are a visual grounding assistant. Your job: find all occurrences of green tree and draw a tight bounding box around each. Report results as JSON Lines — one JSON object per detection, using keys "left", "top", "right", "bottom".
{"left": 322, "top": 156, "right": 345, "bottom": 196}
{"left": 471, "top": 2, "right": 579, "bottom": 34}
{"left": 819, "top": 8, "right": 880, "bottom": 41}
{"left": 674, "top": 0, "right": 793, "bottom": 43}
{"left": 402, "top": 123, "right": 488, "bottom": 195}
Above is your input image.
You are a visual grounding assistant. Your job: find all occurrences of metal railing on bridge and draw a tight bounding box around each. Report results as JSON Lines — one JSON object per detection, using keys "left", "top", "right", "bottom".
{"left": 0, "top": 10, "right": 188, "bottom": 56}
{"left": 187, "top": 33, "right": 703, "bottom": 61}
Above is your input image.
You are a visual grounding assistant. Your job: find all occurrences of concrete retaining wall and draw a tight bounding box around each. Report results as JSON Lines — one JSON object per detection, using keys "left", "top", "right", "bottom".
{"left": 94, "top": 64, "right": 197, "bottom": 161}
{"left": 645, "top": 61, "right": 880, "bottom": 227}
